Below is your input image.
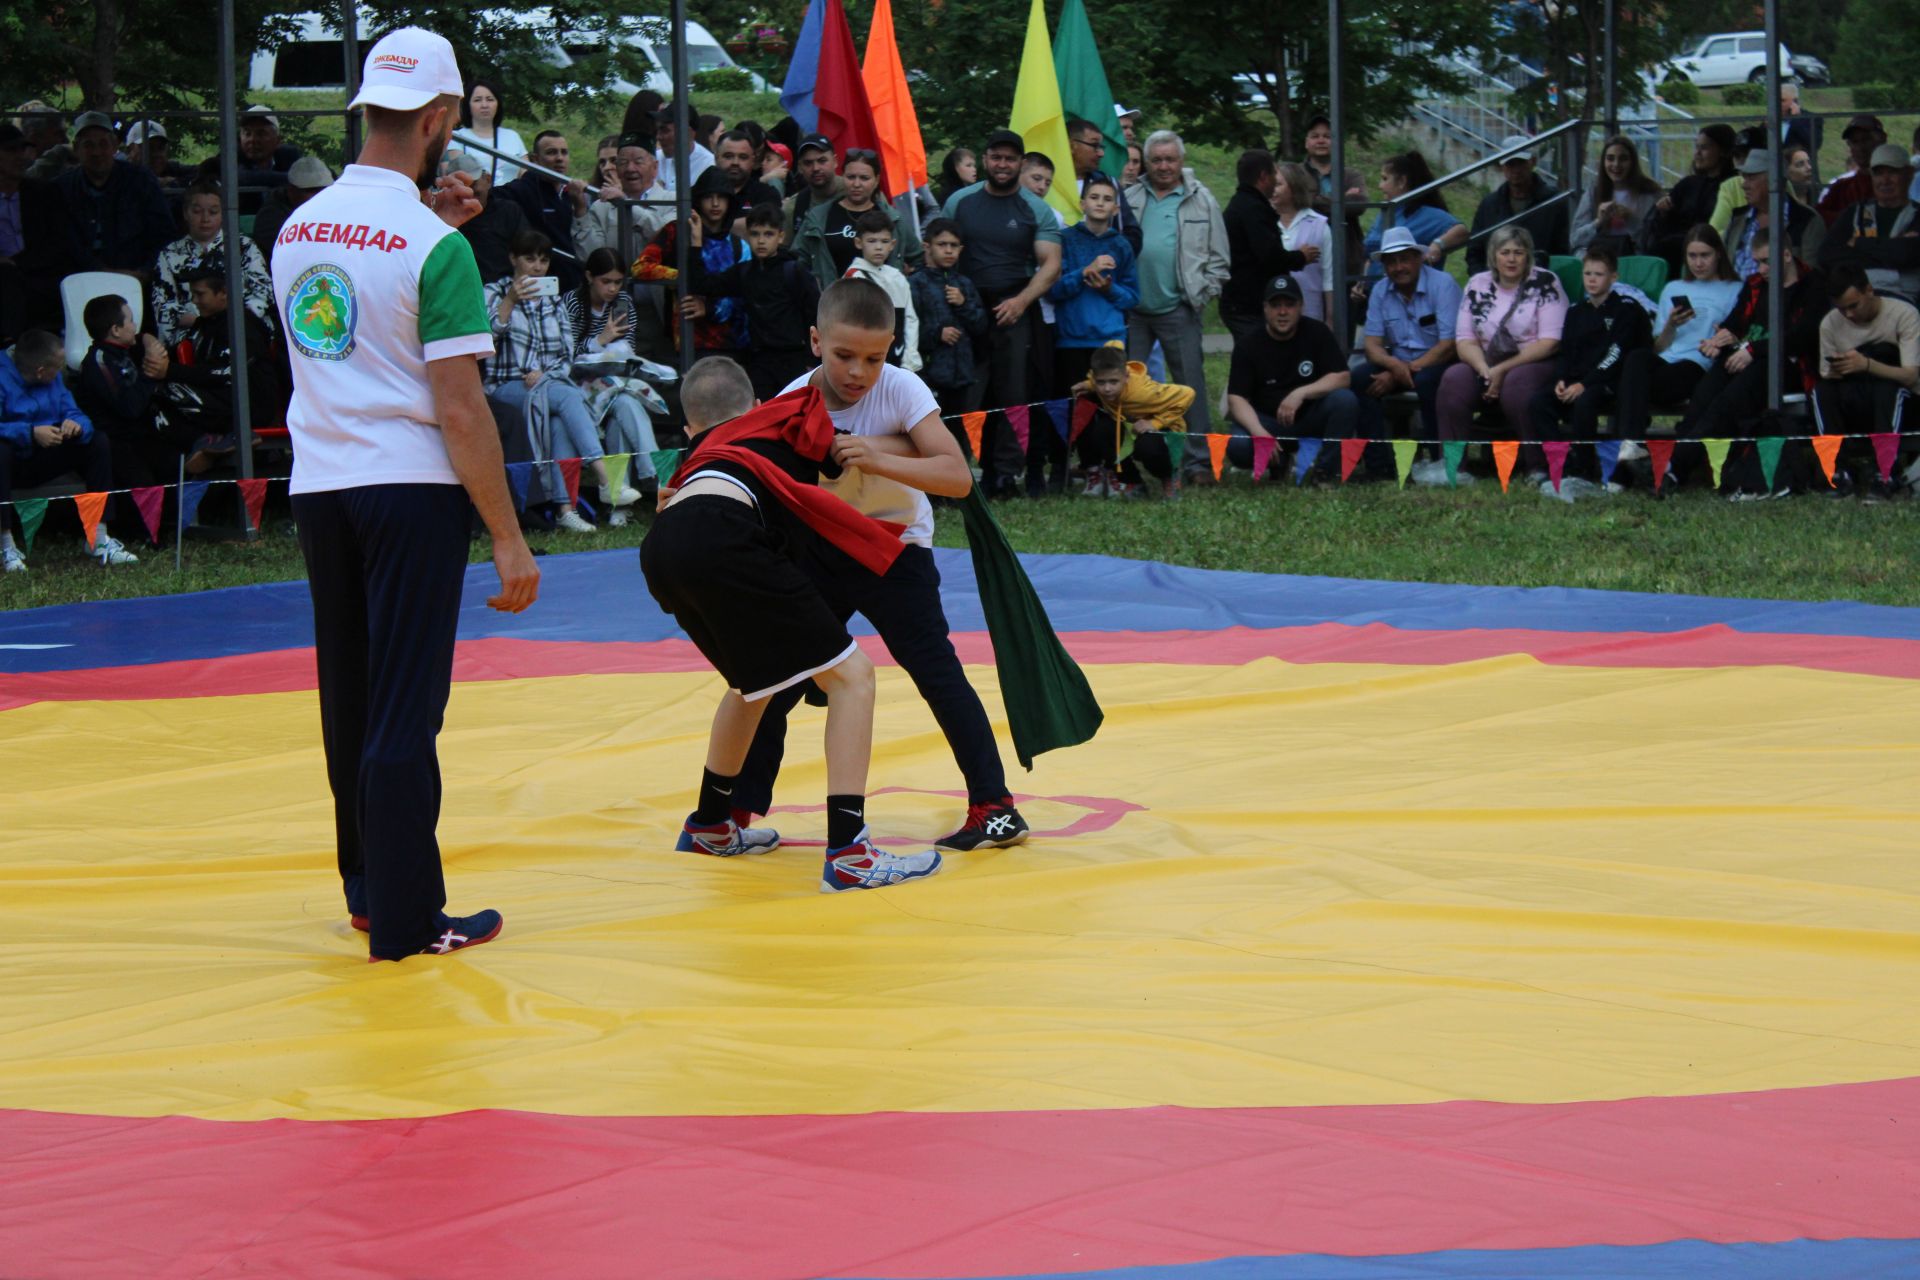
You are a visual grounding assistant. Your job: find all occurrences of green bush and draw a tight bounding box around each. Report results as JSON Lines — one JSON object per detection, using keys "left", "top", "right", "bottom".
{"left": 1853, "top": 83, "right": 1899, "bottom": 110}
{"left": 691, "top": 67, "right": 755, "bottom": 93}
{"left": 1721, "top": 82, "right": 1764, "bottom": 106}
{"left": 1658, "top": 77, "right": 1701, "bottom": 106}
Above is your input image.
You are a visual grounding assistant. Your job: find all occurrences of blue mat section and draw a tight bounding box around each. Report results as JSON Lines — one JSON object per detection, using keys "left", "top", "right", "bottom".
{"left": 875, "top": 1237, "right": 1920, "bottom": 1280}
{"left": 6, "top": 548, "right": 1920, "bottom": 675}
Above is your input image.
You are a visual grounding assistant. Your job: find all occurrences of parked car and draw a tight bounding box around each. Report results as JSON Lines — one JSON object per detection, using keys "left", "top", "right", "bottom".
{"left": 1669, "top": 33, "right": 1828, "bottom": 87}
{"left": 554, "top": 15, "right": 771, "bottom": 96}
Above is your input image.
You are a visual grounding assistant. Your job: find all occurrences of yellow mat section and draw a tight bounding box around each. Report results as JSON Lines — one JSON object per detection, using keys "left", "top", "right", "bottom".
{"left": 4, "top": 656, "right": 1918, "bottom": 1122}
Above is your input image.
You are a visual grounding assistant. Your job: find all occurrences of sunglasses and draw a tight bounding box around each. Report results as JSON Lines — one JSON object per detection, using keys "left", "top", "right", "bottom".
{"left": 844, "top": 148, "right": 881, "bottom": 164}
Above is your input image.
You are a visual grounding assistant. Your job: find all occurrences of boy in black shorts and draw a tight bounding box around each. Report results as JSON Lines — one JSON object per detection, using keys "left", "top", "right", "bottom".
{"left": 640, "top": 355, "right": 943, "bottom": 892}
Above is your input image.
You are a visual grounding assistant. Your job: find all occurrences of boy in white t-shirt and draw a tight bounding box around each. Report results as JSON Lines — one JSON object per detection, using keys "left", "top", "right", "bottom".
{"left": 732, "top": 277, "right": 1033, "bottom": 851}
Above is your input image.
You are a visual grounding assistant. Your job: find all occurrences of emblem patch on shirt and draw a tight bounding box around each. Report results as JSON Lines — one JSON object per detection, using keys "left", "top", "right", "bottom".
{"left": 286, "top": 264, "right": 357, "bottom": 362}
{"left": 1297, "top": 360, "right": 1314, "bottom": 377}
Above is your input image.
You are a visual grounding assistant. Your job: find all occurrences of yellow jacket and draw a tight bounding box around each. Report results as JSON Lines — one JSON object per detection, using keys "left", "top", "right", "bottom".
{"left": 1085, "top": 339, "right": 1195, "bottom": 431}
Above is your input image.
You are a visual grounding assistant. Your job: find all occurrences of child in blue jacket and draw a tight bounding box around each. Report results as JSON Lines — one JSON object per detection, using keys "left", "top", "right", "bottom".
{"left": 1048, "top": 175, "right": 1140, "bottom": 493}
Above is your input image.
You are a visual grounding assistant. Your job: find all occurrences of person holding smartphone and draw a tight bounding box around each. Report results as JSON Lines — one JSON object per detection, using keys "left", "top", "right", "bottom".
{"left": 1617, "top": 224, "right": 1744, "bottom": 430}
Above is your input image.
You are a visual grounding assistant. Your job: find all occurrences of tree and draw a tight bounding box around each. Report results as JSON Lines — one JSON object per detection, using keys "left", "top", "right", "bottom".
{"left": 1835, "top": 0, "right": 1920, "bottom": 97}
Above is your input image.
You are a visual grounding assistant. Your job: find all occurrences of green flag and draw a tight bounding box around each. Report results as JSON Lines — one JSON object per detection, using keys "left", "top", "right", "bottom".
{"left": 1052, "top": 0, "right": 1127, "bottom": 179}
{"left": 14, "top": 498, "right": 47, "bottom": 552}
{"left": 958, "top": 484, "right": 1103, "bottom": 769}
{"left": 1756, "top": 437, "right": 1785, "bottom": 490}
{"left": 650, "top": 448, "right": 684, "bottom": 485}
{"left": 1442, "top": 441, "right": 1467, "bottom": 488}
{"left": 1164, "top": 430, "right": 1188, "bottom": 473}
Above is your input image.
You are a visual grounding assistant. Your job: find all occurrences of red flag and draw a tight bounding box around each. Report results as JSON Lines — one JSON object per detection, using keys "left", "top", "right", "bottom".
{"left": 1338, "top": 438, "right": 1366, "bottom": 482}
{"left": 1647, "top": 439, "right": 1675, "bottom": 492}
{"left": 815, "top": 0, "right": 883, "bottom": 167}
{"left": 238, "top": 478, "right": 270, "bottom": 533}
{"left": 1541, "top": 440, "right": 1570, "bottom": 492}
{"left": 559, "top": 458, "right": 583, "bottom": 507}
{"left": 131, "top": 486, "right": 166, "bottom": 545}
{"left": 1005, "top": 404, "right": 1030, "bottom": 451}
{"left": 1070, "top": 397, "right": 1096, "bottom": 444}
{"left": 1250, "top": 435, "right": 1278, "bottom": 480}
{"left": 73, "top": 492, "right": 107, "bottom": 549}
{"left": 1871, "top": 433, "right": 1900, "bottom": 482}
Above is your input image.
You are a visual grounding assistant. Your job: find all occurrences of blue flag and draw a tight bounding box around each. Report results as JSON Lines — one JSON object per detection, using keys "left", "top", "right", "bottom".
{"left": 1045, "top": 398, "right": 1072, "bottom": 443}
{"left": 1293, "top": 438, "right": 1323, "bottom": 484}
{"left": 178, "top": 480, "right": 211, "bottom": 528}
{"left": 505, "top": 463, "right": 532, "bottom": 511}
{"left": 779, "top": 0, "right": 825, "bottom": 132}
{"left": 1595, "top": 439, "right": 1621, "bottom": 483}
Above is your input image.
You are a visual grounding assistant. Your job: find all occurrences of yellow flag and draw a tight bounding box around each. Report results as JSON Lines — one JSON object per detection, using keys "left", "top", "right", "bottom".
{"left": 1009, "top": 0, "right": 1080, "bottom": 222}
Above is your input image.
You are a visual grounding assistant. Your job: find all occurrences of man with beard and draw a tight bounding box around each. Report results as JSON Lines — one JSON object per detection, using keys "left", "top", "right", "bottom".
{"left": 269, "top": 27, "right": 539, "bottom": 962}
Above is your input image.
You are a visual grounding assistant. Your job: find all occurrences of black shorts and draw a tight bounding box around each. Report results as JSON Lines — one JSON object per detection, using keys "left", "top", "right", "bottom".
{"left": 639, "top": 494, "right": 857, "bottom": 701}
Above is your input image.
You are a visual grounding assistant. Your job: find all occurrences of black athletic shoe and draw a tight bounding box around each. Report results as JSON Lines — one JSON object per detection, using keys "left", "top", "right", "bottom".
{"left": 935, "top": 798, "right": 1030, "bottom": 851}
{"left": 368, "top": 910, "right": 504, "bottom": 963}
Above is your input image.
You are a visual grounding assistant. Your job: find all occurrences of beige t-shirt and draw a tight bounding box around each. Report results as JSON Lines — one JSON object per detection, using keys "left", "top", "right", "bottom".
{"left": 1820, "top": 295, "right": 1920, "bottom": 369}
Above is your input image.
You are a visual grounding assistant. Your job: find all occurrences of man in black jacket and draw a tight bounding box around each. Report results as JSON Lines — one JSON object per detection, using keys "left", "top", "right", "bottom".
{"left": 55, "top": 111, "right": 174, "bottom": 280}
{"left": 1815, "top": 143, "right": 1920, "bottom": 303}
{"left": 0, "top": 123, "right": 79, "bottom": 342}
{"left": 446, "top": 150, "right": 528, "bottom": 285}
{"left": 496, "top": 130, "right": 589, "bottom": 289}
{"left": 1466, "top": 136, "right": 1569, "bottom": 275}
{"left": 158, "top": 265, "right": 284, "bottom": 450}
{"left": 72, "top": 293, "right": 208, "bottom": 488}
{"left": 1220, "top": 149, "right": 1311, "bottom": 346}
{"left": 1529, "top": 246, "right": 1651, "bottom": 448}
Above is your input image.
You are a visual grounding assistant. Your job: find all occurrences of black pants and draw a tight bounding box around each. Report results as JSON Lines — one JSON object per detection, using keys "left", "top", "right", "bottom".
{"left": 293, "top": 484, "right": 473, "bottom": 959}
{"left": 0, "top": 433, "right": 113, "bottom": 539}
{"left": 734, "top": 543, "right": 1008, "bottom": 814}
{"left": 106, "top": 420, "right": 203, "bottom": 490}
{"left": 1675, "top": 354, "right": 1771, "bottom": 441}
{"left": 965, "top": 298, "right": 1037, "bottom": 489}
{"left": 1527, "top": 380, "right": 1613, "bottom": 442}
{"left": 1614, "top": 350, "right": 1705, "bottom": 437}
{"left": 1353, "top": 359, "right": 1448, "bottom": 441}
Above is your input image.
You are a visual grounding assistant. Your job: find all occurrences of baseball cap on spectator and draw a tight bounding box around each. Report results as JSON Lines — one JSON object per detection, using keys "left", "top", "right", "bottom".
{"left": 1499, "top": 134, "right": 1534, "bottom": 162}
{"left": 1113, "top": 104, "right": 1142, "bottom": 120}
{"left": 1738, "top": 150, "right": 1772, "bottom": 176}
{"left": 1869, "top": 143, "right": 1912, "bottom": 170}
{"left": 1264, "top": 274, "right": 1304, "bottom": 302}
{"left": 240, "top": 104, "right": 280, "bottom": 129}
{"left": 1306, "top": 114, "right": 1332, "bottom": 131}
{"left": 1374, "top": 226, "right": 1424, "bottom": 258}
{"left": 289, "top": 155, "right": 334, "bottom": 189}
{"left": 125, "top": 120, "right": 166, "bottom": 145}
{"left": 349, "top": 27, "right": 464, "bottom": 112}
{"left": 766, "top": 140, "right": 792, "bottom": 167}
{"left": 796, "top": 133, "right": 833, "bottom": 157}
{"left": 71, "top": 111, "right": 115, "bottom": 141}
{"left": 0, "top": 124, "right": 24, "bottom": 150}
{"left": 1843, "top": 114, "right": 1885, "bottom": 140}
{"left": 984, "top": 128, "right": 1024, "bottom": 154}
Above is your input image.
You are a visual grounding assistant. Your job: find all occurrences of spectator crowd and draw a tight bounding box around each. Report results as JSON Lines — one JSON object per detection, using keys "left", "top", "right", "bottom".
{"left": 5, "top": 81, "right": 1920, "bottom": 570}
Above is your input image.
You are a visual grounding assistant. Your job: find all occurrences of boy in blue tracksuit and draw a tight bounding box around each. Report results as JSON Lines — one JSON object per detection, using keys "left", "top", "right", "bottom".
{"left": 1048, "top": 174, "right": 1139, "bottom": 491}
{"left": 0, "top": 328, "right": 136, "bottom": 571}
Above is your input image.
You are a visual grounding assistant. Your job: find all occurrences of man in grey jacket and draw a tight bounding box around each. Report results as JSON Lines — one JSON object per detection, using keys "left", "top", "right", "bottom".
{"left": 1125, "top": 130, "right": 1230, "bottom": 432}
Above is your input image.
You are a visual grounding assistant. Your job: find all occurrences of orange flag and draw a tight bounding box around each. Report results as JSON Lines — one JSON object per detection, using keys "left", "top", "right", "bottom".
{"left": 960, "top": 411, "right": 986, "bottom": 461}
{"left": 1492, "top": 440, "right": 1519, "bottom": 493}
{"left": 1207, "top": 432, "right": 1228, "bottom": 480}
{"left": 1811, "top": 434, "right": 1842, "bottom": 487}
{"left": 73, "top": 492, "right": 107, "bottom": 549}
{"left": 861, "top": 0, "right": 928, "bottom": 200}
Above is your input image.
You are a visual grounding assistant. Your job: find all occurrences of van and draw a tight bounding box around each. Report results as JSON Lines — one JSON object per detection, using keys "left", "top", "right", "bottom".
{"left": 553, "top": 15, "right": 770, "bottom": 96}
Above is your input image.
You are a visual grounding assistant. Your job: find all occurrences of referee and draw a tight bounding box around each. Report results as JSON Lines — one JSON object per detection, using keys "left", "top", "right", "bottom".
{"left": 271, "top": 28, "right": 539, "bottom": 962}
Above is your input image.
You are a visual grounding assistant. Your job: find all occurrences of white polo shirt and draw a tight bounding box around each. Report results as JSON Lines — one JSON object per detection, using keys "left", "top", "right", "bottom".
{"left": 271, "top": 164, "right": 493, "bottom": 495}
{"left": 784, "top": 364, "right": 939, "bottom": 546}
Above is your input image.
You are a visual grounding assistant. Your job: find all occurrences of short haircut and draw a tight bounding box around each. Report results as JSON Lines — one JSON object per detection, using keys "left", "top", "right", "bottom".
{"left": 15, "top": 329, "right": 63, "bottom": 369}
{"left": 83, "top": 293, "right": 129, "bottom": 340}
{"left": 816, "top": 276, "right": 896, "bottom": 335}
{"left": 531, "top": 129, "right": 567, "bottom": 151}
{"left": 681, "top": 356, "right": 755, "bottom": 431}
{"left": 1827, "top": 262, "right": 1873, "bottom": 298}
{"left": 1021, "top": 151, "right": 1054, "bottom": 174}
{"left": 1082, "top": 173, "right": 1118, "bottom": 198}
{"left": 1143, "top": 129, "right": 1184, "bottom": 161}
{"left": 923, "top": 217, "right": 962, "bottom": 242}
{"left": 1750, "top": 226, "right": 1771, "bottom": 254}
{"left": 510, "top": 227, "right": 553, "bottom": 258}
{"left": 744, "top": 201, "right": 784, "bottom": 230}
{"left": 852, "top": 209, "right": 893, "bottom": 237}
{"left": 1088, "top": 345, "right": 1128, "bottom": 375}
{"left": 717, "top": 128, "right": 754, "bottom": 151}
{"left": 1236, "top": 148, "right": 1276, "bottom": 188}
{"left": 1486, "top": 223, "right": 1535, "bottom": 262}
{"left": 365, "top": 94, "right": 461, "bottom": 139}
{"left": 1065, "top": 116, "right": 1094, "bottom": 139}
{"left": 1274, "top": 161, "right": 1315, "bottom": 212}
{"left": 1581, "top": 244, "right": 1619, "bottom": 271}
{"left": 185, "top": 176, "right": 222, "bottom": 201}
{"left": 184, "top": 263, "right": 228, "bottom": 290}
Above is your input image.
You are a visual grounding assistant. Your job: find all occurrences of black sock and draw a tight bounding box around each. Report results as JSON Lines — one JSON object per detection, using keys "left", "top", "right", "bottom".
{"left": 694, "top": 769, "right": 737, "bottom": 824}
{"left": 826, "top": 794, "right": 866, "bottom": 848}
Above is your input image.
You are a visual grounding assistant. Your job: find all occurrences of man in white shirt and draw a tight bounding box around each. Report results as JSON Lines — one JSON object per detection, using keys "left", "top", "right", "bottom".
{"left": 654, "top": 108, "right": 713, "bottom": 192}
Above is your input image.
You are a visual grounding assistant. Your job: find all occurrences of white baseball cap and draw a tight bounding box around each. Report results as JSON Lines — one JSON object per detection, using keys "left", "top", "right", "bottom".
{"left": 1500, "top": 134, "right": 1534, "bottom": 162}
{"left": 350, "top": 27, "right": 464, "bottom": 112}
{"left": 241, "top": 104, "right": 281, "bottom": 129}
{"left": 125, "top": 120, "right": 167, "bottom": 145}
{"left": 1113, "top": 103, "right": 1142, "bottom": 120}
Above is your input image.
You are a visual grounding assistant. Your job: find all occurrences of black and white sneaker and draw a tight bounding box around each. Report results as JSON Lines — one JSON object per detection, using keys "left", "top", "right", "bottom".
{"left": 935, "top": 798, "right": 1030, "bottom": 851}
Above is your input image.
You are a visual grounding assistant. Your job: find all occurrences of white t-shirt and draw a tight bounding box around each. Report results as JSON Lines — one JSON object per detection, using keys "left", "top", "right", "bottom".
{"left": 451, "top": 125, "right": 526, "bottom": 184}
{"left": 271, "top": 165, "right": 494, "bottom": 495}
{"left": 1279, "top": 207, "right": 1332, "bottom": 320}
{"left": 784, "top": 363, "right": 939, "bottom": 545}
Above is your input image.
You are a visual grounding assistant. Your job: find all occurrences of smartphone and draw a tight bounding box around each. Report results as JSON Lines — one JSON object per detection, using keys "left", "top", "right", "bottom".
{"left": 1670, "top": 293, "right": 1691, "bottom": 313}
{"left": 531, "top": 275, "right": 560, "bottom": 299}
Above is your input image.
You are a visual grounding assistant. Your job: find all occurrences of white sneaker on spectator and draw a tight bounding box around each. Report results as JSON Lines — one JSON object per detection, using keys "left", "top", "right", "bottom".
{"left": 1616, "top": 440, "right": 1648, "bottom": 463}
{"left": 608, "top": 508, "right": 629, "bottom": 528}
{"left": 1559, "top": 476, "right": 1608, "bottom": 501}
{"left": 92, "top": 533, "right": 138, "bottom": 565}
{"left": 556, "top": 509, "right": 595, "bottom": 534}
{"left": 600, "top": 484, "right": 642, "bottom": 507}
{"left": 1409, "top": 460, "right": 1451, "bottom": 486}
{"left": 2, "top": 545, "right": 25, "bottom": 573}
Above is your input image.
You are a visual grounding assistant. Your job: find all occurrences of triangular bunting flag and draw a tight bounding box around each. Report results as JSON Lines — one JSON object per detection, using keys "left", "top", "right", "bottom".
{"left": 558, "top": 458, "right": 583, "bottom": 507}
{"left": 73, "top": 492, "right": 108, "bottom": 549}
{"left": 604, "top": 452, "right": 631, "bottom": 499}
{"left": 505, "top": 462, "right": 532, "bottom": 510}
{"left": 1005, "top": 404, "right": 1030, "bottom": 452}
{"left": 1595, "top": 439, "right": 1621, "bottom": 483}
{"left": 14, "top": 497, "right": 47, "bottom": 552}
{"left": 1070, "top": 397, "right": 1096, "bottom": 444}
{"left": 1163, "top": 429, "right": 1186, "bottom": 473}
{"left": 1491, "top": 441, "right": 1519, "bottom": 493}
{"left": 1392, "top": 439, "right": 1418, "bottom": 488}
{"left": 1250, "top": 435, "right": 1278, "bottom": 480}
{"left": 1207, "top": 433, "right": 1228, "bottom": 480}
{"left": 237, "top": 478, "right": 269, "bottom": 533}
{"left": 1338, "top": 437, "right": 1366, "bottom": 482}
{"left": 1702, "top": 438, "right": 1731, "bottom": 491}
{"left": 1293, "top": 437, "right": 1323, "bottom": 484}
{"left": 650, "top": 448, "right": 684, "bottom": 486}
{"left": 1442, "top": 440, "right": 1466, "bottom": 487}
{"left": 575, "top": 493, "right": 597, "bottom": 523}
{"left": 1541, "top": 440, "right": 1570, "bottom": 492}
{"left": 1647, "top": 439, "right": 1675, "bottom": 492}
{"left": 179, "top": 480, "right": 210, "bottom": 529}
{"left": 1811, "top": 434, "right": 1842, "bottom": 486}
{"left": 1871, "top": 433, "right": 1900, "bottom": 482}
{"left": 1756, "top": 437, "right": 1785, "bottom": 490}
{"left": 131, "top": 486, "right": 166, "bottom": 545}
{"left": 960, "top": 411, "right": 986, "bottom": 461}
{"left": 1045, "top": 398, "right": 1072, "bottom": 444}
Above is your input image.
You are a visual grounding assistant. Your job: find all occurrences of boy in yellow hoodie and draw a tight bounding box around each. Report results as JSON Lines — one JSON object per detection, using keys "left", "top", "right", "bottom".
{"left": 1073, "top": 340, "right": 1195, "bottom": 498}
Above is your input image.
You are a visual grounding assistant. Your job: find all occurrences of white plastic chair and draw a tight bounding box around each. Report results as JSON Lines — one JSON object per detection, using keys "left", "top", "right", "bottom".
{"left": 60, "top": 272, "right": 146, "bottom": 370}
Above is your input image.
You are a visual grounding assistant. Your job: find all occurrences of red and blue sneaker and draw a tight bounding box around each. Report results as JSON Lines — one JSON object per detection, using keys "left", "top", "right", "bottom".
{"left": 821, "top": 829, "right": 942, "bottom": 893}
{"left": 368, "top": 909, "right": 504, "bottom": 963}
{"left": 676, "top": 815, "right": 780, "bottom": 856}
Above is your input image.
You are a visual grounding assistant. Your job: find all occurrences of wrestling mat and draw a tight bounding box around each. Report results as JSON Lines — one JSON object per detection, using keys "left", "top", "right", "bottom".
{"left": 2, "top": 548, "right": 1917, "bottom": 1278}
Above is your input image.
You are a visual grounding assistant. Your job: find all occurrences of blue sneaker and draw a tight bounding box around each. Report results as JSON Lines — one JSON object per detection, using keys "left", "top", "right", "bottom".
{"left": 369, "top": 909, "right": 503, "bottom": 962}
{"left": 676, "top": 816, "right": 780, "bottom": 856}
{"left": 820, "top": 828, "right": 942, "bottom": 893}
